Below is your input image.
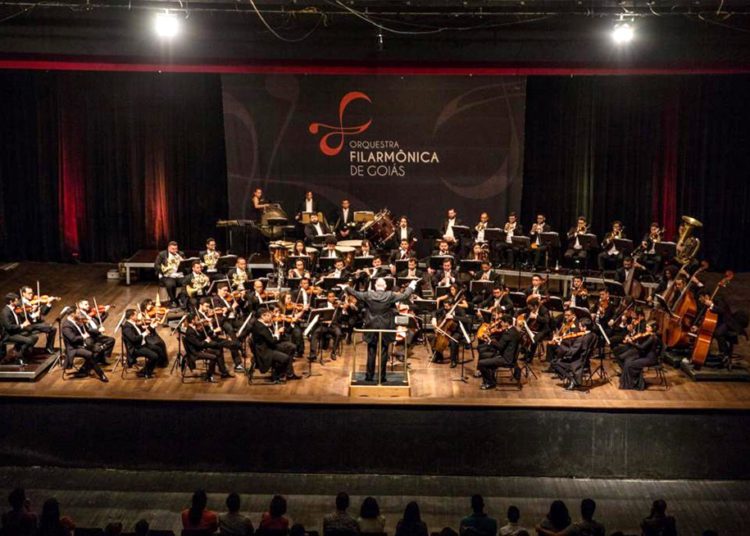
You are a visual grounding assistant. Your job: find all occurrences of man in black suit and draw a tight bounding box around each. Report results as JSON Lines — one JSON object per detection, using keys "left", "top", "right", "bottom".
{"left": 477, "top": 315, "right": 522, "bottom": 389}
{"left": 296, "top": 190, "right": 318, "bottom": 220}
{"left": 333, "top": 198, "right": 355, "bottom": 240}
{"left": 394, "top": 216, "right": 416, "bottom": 245}
{"left": 76, "top": 299, "right": 115, "bottom": 363}
{"left": 430, "top": 297, "right": 471, "bottom": 368}
{"left": 432, "top": 258, "right": 458, "bottom": 289}
{"left": 344, "top": 278, "right": 417, "bottom": 382}
{"left": 121, "top": 309, "right": 159, "bottom": 378}
{"left": 696, "top": 289, "right": 744, "bottom": 362}
{"left": 615, "top": 256, "right": 647, "bottom": 297}
{"left": 19, "top": 286, "right": 58, "bottom": 354}
{"left": 227, "top": 257, "right": 252, "bottom": 290}
{"left": 61, "top": 312, "right": 108, "bottom": 382}
{"left": 522, "top": 296, "right": 552, "bottom": 362}
{"left": 304, "top": 213, "right": 331, "bottom": 245}
{"left": 154, "top": 241, "right": 185, "bottom": 307}
{"left": 320, "top": 237, "right": 341, "bottom": 261}
{"left": 441, "top": 208, "right": 463, "bottom": 254}
{"left": 497, "top": 212, "right": 524, "bottom": 267}
{"left": 390, "top": 239, "right": 415, "bottom": 264}
{"left": 529, "top": 213, "right": 553, "bottom": 269}
{"left": 323, "top": 258, "right": 350, "bottom": 281}
{"left": 478, "top": 286, "right": 514, "bottom": 315}
{"left": 182, "top": 314, "right": 230, "bottom": 382}
{"left": 0, "top": 293, "right": 38, "bottom": 361}
{"left": 250, "top": 308, "right": 299, "bottom": 383}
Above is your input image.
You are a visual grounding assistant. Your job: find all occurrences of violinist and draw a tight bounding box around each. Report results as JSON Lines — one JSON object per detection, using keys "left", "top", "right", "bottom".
{"left": 521, "top": 296, "right": 552, "bottom": 363}
{"left": 288, "top": 259, "right": 311, "bottom": 280}
{"left": 611, "top": 305, "right": 646, "bottom": 358}
{"left": 136, "top": 299, "right": 169, "bottom": 368}
{"left": 18, "top": 286, "right": 58, "bottom": 354}
{"left": 278, "top": 292, "right": 306, "bottom": 359}
{"left": 591, "top": 289, "right": 616, "bottom": 334}
{"left": 154, "top": 241, "right": 185, "bottom": 308}
{"left": 430, "top": 296, "right": 470, "bottom": 368}
{"left": 61, "top": 311, "right": 108, "bottom": 382}
{"left": 564, "top": 216, "right": 590, "bottom": 265}
{"left": 197, "top": 298, "right": 241, "bottom": 372}
{"left": 76, "top": 299, "right": 115, "bottom": 362}
{"left": 227, "top": 257, "right": 252, "bottom": 291}
{"left": 391, "top": 239, "right": 415, "bottom": 263}
{"left": 248, "top": 279, "right": 275, "bottom": 312}
{"left": 182, "top": 313, "right": 231, "bottom": 382}
{"left": 121, "top": 309, "right": 160, "bottom": 378}
{"left": 476, "top": 314, "right": 522, "bottom": 389}
{"left": 180, "top": 261, "right": 211, "bottom": 310}
{"left": 554, "top": 317, "right": 598, "bottom": 390}
{"left": 618, "top": 321, "right": 661, "bottom": 390}
{"left": 529, "top": 214, "right": 552, "bottom": 269}
{"left": 597, "top": 220, "right": 626, "bottom": 271}
{"left": 498, "top": 212, "right": 523, "bottom": 267}
{"left": 565, "top": 275, "right": 589, "bottom": 309}
{"left": 199, "top": 237, "right": 222, "bottom": 280}
{"left": 523, "top": 274, "right": 547, "bottom": 298}
{"left": 340, "top": 294, "right": 361, "bottom": 344}
{"left": 213, "top": 285, "right": 250, "bottom": 372}
{"left": 544, "top": 308, "right": 580, "bottom": 371}
{"left": 293, "top": 277, "right": 315, "bottom": 312}
{"left": 1, "top": 293, "right": 39, "bottom": 361}
{"left": 308, "top": 290, "right": 344, "bottom": 362}
{"left": 251, "top": 307, "right": 300, "bottom": 383}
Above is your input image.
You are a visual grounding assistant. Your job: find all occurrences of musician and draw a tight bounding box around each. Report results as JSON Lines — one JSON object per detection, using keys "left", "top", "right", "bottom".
{"left": 196, "top": 298, "right": 242, "bottom": 371}
{"left": 618, "top": 321, "right": 661, "bottom": 390}
{"left": 474, "top": 260, "right": 498, "bottom": 283}
{"left": 521, "top": 296, "right": 552, "bottom": 362}
{"left": 249, "top": 187, "right": 270, "bottom": 221}
{"left": 391, "top": 239, "right": 415, "bottom": 263}
{"left": 121, "top": 309, "right": 160, "bottom": 378}
{"left": 309, "top": 290, "right": 344, "bottom": 361}
{"left": 247, "top": 279, "right": 274, "bottom": 312}
{"left": 441, "top": 208, "right": 462, "bottom": 249}
{"left": 213, "top": 285, "right": 251, "bottom": 372}
{"left": 251, "top": 308, "right": 300, "bottom": 383}
{"left": 325, "top": 258, "right": 350, "bottom": 281}
{"left": 182, "top": 314, "right": 231, "bottom": 382}
{"left": 395, "top": 216, "right": 416, "bottom": 244}
{"left": 332, "top": 198, "right": 355, "bottom": 239}
{"left": 554, "top": 318, "right": 598, "bottom": 390}
{"left": 591, "top": 289, "right": 616, "bottom": 334}
{"left": 477, "top": 315, "right": 522, "bottom": 389}
{"left": 344, "top": 278, "right": 417, "bottom": 382}
{"left": 615, "top": 256, "right": 646, "bottom": 298}
{"left": 154, "top": 241, "right": 185, "bottom": 308}
{"left": 180, "top": 260, "right": 211, "bottom": 310}
{"left": 321, "top": 237, "right": 341, "bottom": 260}
{"left": 304, "top": 213, "right": 331, "bottom": 245}
{"left": 565, "top": 275, "right": 589, "bottom": 309}
{"left": 296, "top": 190, "right": 319, "bottom": 220}
{"left": 136, "top": 300, "right": 170, "bottom": 368}
{"left": 480, "top": 285, "right": 514, "bottom": 315}
{"left": 398, "top": 258, "right": 422, "bottom": 280}
{"left": 523, "top": 274, "right": 547, "bottom": 298}
{"left": 75, "top": 299, "right": 115, "bottom": 362}
{"left": 359, "top": 257, "right": 391, "bottom": 287}
{"left": 61, "top": 312, "right": 108, "bottom": 382}
{"left": 294, "top": 277, "right": 316, "bottom": 313}
{"left": 432, "top": 259, "right": 457, "bottom": 288}
{"left": 430, "top": 295, "right": 471, "bottom": 368}
{"left": 639, "top": 222, "right": 664, "bottom": 273}
{"left": 474, "top": 212, "right": 491, "bottom": 244}
{"left": 466, "top": 243, "right": 487, "bottom": 262}
{"left": 544, "top": 308, "right": 580, "bottom": 371}
{"left": 655, "top": 265, "right": 677, "bottom": 296}
{"left": 227, "top": 257, "right": 252, "bottom": 291}
{"left": 278, "top": 292, "right": 306, "bottom": 359}
{"left": 18, "top": 286, "right": 58, "bottom": 354}
{"left": 340, "top": 294, "right": 361, "bottom": 345}
{"left": 357, "top": 239, "right": 374, "bottom": 258}
{"left": 288, "top": 259, "right": 311, "bottom": 280}
{"left": 665, "top": 274, "right": 703, "bottom": 310}
{"left": 611, "top": 306, "right": 646, "bottom": 357}
{"left": 199, "top": 238, "right": 222, "bottom": 279}
{"left": 0, "top": 293, "right": 38, "bottom": 360}
{"left": 529, "top": 213, "right": 553, "bottom": 269}
{"left": 498, "top": 212, "right": 523, "bottom": 267}
{"left": 695, "top": 290, "right": 743, "bottom": 363}
{"left": 597, "top": 220, "right": 626, "bottom": 271}
{"left": 564, "top": 216, "right": 590, "bottom": 265}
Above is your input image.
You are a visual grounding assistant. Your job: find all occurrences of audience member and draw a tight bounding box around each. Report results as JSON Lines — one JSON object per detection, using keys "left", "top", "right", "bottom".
{"left": 395, "top": 502, "right": 428, "bottom": 536}
{"left": 536, "top": 501, "right": 571, "bottom": 534}
{"left": 219, "top": 493, "right": 254, "bottom": 536}
{"left": 134, "top": 519, "right": 150, "bottom": 536}
{"left": 323, "top": 492, "right": 360, "bottom": 534}
{"left": 569, "top": 499, "right": 604, "bottom": 536}
{"left": 2, "top": 488, "right": 37, "bottom": 536}
{"left": 290, "top": 524, "right": 307, "bottom": 536}
{"left": 259, "top": 495, "right": 290, "bottom": 533}
{"left": 640, "top": 500, "right": 676, "bottom": 536}
{"left": 357, "top": 497, "right": 385, "bottom": 533}
{"left": 499, "top": 506, "right": 526, "bottom": 536}
{"left": 105, "top": 522, "right": 123, "bottom": 536}
{"left": 37, "top": 498, "right": 75, "bottom": 536}
{"left": 181, "top": 490, "right": 219, "bottom": 533}
{"left": 459, "top": 495, "right": 497, "bottom": 536}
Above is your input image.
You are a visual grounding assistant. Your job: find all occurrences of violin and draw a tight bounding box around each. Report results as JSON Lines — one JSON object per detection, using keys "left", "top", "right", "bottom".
{"left": 28, "top": 295, "right": 61, "bottom": 306}
{"left": 88, "top": 304, "right": 113, "bottom": 316}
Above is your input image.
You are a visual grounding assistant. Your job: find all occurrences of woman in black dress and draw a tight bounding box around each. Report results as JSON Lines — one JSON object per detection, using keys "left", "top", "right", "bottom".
{"left": 619, "top": 321, "right": 661, "bottom": 390}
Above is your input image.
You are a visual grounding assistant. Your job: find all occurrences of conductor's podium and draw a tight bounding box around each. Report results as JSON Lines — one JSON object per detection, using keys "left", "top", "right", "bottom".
{"left": 349, "top": 328, "right": 411, "bottom": 398}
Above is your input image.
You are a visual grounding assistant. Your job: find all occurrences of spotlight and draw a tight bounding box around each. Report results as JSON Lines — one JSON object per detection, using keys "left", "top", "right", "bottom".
{"left": 611, "top": 21, "right": 634, "bottom": 44}
{"left": 154, "top": 11, "right": 180, "bottom": 39}
{"left": 376, "top": 30, "right": 384, "bottom": 51}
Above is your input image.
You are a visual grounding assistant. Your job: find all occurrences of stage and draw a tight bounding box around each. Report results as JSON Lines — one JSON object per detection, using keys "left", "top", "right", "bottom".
{"left": 1, "top": 262, "right": 750, "bottom": 479}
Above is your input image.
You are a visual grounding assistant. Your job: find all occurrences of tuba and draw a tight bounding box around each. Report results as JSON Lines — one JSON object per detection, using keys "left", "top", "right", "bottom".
{"left": 675, "top": 215, "right": 703, "bottom": 265}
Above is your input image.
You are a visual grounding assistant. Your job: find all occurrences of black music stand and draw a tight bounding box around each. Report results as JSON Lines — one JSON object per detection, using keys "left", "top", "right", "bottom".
{"left": 319, "top": 277, "right": 346, "bottom": 290}
{"left": 435, "top": 286, "right": 452, "bottom": 299}
{"left": 421, "top": 228, "right": 442, "bottom": 241}
{"left": 215, "top": 255, "right": 238, "bottom": 273}
{"left": 509, "top": 292, "right": 528, "bottom": 310}
{"left": 484, "top": 228, "right": 505, "bottom": 244}
{"left": 578, "top": 233, "right": 598, "bottom": 251}
{"left": 545, "top": 296, "right": 565, "bottom": 313}
{"left": 460, "top": 260, "right": 483, "bottom": 274}
{"left": 304, "top": 307, "right": 335, "bottom": 373}
{"left": 613, "top": 238, "right": 634, "bottom": 256}
{"left": 319, "top": 257, "right": 337, "bottom": 272}
{"left": 470, "top": 280, "right": 494, "bottom": 296}
{"left": 353, "top": 256, "right": 374, "bottom": 270}
{"left": 285, "top": 277, "right": 301, "bottom": 290}
{"left": 452, "top": 225, "right": 472, "bottom": 241}
{"left": 430, "top": 255, "right": 454, "bottom": 270}
{"left": 540, "top": 232, "right": 561, "bottom": 270}
{"left": 397, "top": 276, "right": 420, "bottom": 288}
{"left": 655, "top": 241, "right": 677, "bottom": 260}
{"left": 394, "top": 259, "right": 409, "bottom": 274}
{"left": 511, "top": 235, "right": 531, "bottom": 251}
{"left": 603, "top": 279, "right": 626, "bottom": 299}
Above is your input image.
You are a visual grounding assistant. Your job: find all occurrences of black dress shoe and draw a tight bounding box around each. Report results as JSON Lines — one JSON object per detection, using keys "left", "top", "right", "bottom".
{"left": 380, "top": 375, "right": 388, "bottom": 383}
{"left": 330, "top": 353, "right": 337, "bottom": 361}
{"left": 98, "top": 372, "right": 109, "bottom": 383}
{"left": 364, "top": 374, "right": 374, "bottom": 382}
{"left": 480, "top": 383, "right": 496, "bottom": 390}
{"left": 221, "top": 372, "right": 234, "bottom": 379}
{"left": 205, "top": 375, "right": 217, "bottom": 383}
{"left": 73, "top": 370, "right": 89, "bottom": 378}
{"left": 286, "top": 373, "right": 302, "bottom": 380}
{"left": 308, "top": 355, "right": 317, "bottom": 362}
{"left": 450, "top": 361, "right": 458, "bottom": 368}
{"left": 513, "top": 367, "right": 522, "bottom": 380}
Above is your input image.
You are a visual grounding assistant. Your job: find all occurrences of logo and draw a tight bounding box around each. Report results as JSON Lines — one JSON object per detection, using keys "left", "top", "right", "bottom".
{"left": 309, "top": 91, "right": 372, "bottom": 156}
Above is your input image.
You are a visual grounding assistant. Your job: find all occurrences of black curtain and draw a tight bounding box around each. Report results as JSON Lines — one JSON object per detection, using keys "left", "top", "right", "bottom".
{"left": 0, "top": 71, "right": 227, "bottom": 263}
{"left": 522, "top": 74, "right": 750, "bottom": 271}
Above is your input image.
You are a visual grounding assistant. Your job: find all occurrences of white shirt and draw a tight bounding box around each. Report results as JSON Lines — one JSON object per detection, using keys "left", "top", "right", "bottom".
{"left": 399, "top": 227, "right": 409, "bottom": 240}
{"left": 314, "top": 223, "right": 323, "bottom": 235}
{"left": 342, "top": 208, "right": 349, "bottom": 222}
{"left": 506, "top": 223, "right": 515, "bottom": 244}
{"left": 305, "top": 199, "right": 314, "bottom": 212}
{"left": 477, "top": 226, "right": 486, "bottom": 242}
{"left": 127, "top": 320, "right": 147, "bottom": 346}
{"left": 445, "top": 218, "right": 456, "bottom": 240}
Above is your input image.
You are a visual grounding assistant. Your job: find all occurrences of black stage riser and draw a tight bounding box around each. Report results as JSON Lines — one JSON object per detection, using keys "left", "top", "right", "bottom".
{"left": 1, "top": 398, "right": 747, "bottom": 480}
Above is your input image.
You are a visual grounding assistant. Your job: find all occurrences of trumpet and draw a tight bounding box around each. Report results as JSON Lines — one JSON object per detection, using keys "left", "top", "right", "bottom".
{"left": 504, "top": 221, "right": 517, "bottom": 233}
{"left": 531, "top": 223, "right": 541, "bottom": 234}
{"left": 475, "top": 221, "right": 487, "bottom": 232}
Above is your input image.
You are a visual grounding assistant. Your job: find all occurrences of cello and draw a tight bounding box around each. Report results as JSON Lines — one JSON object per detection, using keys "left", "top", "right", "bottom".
{"left": 663, "top": 261, "right": 709, "bottom": 349}
{"left": 690, "top": 271, "right": 734, "bottom": 366}
{"left": 433, "top": 290, "right": 464, "bottom": 354}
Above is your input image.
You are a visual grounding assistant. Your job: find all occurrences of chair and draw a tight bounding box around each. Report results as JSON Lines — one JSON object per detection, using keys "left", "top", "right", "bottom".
{"left": 75, "top": 528, "right": 105, "bottom": 536}
{"left": 644, "top": 347, "right": 669, "bottom": 390}
{"left": 492, "top": 344, "right": 523, "bottom": 390}
{"left": 60, "top": 340, "right": 87, "bottom": 380}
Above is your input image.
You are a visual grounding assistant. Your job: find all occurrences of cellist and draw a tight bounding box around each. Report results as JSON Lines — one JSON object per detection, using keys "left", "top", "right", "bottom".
{"left": 430, "top": 296, "right": 471, "bottom": 368}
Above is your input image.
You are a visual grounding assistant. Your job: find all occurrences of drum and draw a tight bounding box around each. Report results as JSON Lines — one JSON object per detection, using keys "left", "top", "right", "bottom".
{"left": 362, "top": 209, "right": 396, "bottom": 247}
{"left": 260, "top": 204, "right": 289, "bottom": 239}
{"left": 269, "top": 241, "right": 291, "bottom": 266}
{"left": 335, "top": 245, "right": 356, "bottom": 267}
{"left": 337, "top": 239, "right": 362, "bottom": 249}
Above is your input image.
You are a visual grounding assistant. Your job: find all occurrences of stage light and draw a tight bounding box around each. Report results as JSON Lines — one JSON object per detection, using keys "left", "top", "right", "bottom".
{"left": 376, "top": 30, "right": 384, "bottom": 51}
{"left": 154, "top": 11, "right": 180, "bottom": 39}
{"left": 611, "top": 21, "right": 634, "bottom": 44}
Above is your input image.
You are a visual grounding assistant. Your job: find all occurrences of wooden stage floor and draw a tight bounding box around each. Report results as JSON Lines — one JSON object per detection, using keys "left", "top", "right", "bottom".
{"left": 1, "top": 262, "right": 749, "bottom": 411}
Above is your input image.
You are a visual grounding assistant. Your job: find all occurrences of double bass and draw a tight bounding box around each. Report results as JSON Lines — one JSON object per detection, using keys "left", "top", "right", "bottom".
{"left": 662, "top": 261, "right": 709, "bottom": 349}
{"left": 690, "top": 271, "right": 734, "bottom": 366}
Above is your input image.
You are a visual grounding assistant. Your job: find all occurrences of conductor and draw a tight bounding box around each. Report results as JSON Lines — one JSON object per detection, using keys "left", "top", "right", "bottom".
{"left": 344, "top": 277, "right": 417, "bottom": 382}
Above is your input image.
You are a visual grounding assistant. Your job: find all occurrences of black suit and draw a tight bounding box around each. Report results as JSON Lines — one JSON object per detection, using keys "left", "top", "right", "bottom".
{"left": 297, "top": 199, "right": 319, "bottom": 217}
{"left": 0, "top": 305, "right": 38, "bottom": 356}
{"left": 304, "top": 221, "right": 331, "bottom": 244}
{"left": 61, "top": 318, "right": 105, "bottom": 377}
{"left": 121, "top": 321, "right": 158, "bottom": 374}
{"left": 431, "top": 306, "right": 471, "bottom": 365}
{"left": 333, "top": 208, "right": 355, "bottom": 239}
{"left": 226, "top": 266, "right": 253, "bottom": 290}
{"left": 497, "top": 223, "right": 524, "bottom": 267}
{"left": 80, "top": 312, "right": 115, "bottom": 360}
{"left": 529, "top": 223, "right": 553, "bottom": 268}
{"left": 251, "top": 321, "right": 294, "bottom": 380}
{"left": 345, "top": 285, "right": 415, "bottom": 379}
{"left": 619, "top": 334, "right": 661, "bottom": 390}
{"left": 394, "top": 226, "right": 416, "bottom": 244}
{"left": 554, "top": 331, "right": 598, "bottom": 385}
{"left": 182, "top": 325, "right": 228, "bottom": 377}
{"left": 477, "top": 327, "right": 522, "bottom": 386}
{"left": 154, "top": 250, "right": 186, "bottom": 304}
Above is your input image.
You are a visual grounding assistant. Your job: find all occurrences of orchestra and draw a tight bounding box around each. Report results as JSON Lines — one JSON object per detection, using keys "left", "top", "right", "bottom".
{"left": 5, "top": 195, "right": 744, "bottom": 396}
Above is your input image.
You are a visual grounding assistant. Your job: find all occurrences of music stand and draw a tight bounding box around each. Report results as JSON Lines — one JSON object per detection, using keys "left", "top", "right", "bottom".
{"left": 460, "top": 260, "right": 483, "bottom": 274}
{"left": 285, "top": 277, "right": 302, "bottom": 290}
{"left": 435, "top": 286, "right": 452, "bottom": 299}
{"left": 509, "top": 292, "right": 528, "bottom": 310}
{"left": 484, "top": 228, "right": 505, "bottom": 243}
{"left": 394, "top": 259, "right": 409, "bottom": 274}
{"left": 511, "top": 236, "right": 531, "bottom": 251}
{"left": 655, "top": 241, "right": 677, "bottom": 259}
{"left": 453, "top": 320, "right": 472, "bottom": 384}
{"left": 320, "top": 277, "right": 346, "bottom": 290}
{"left": 421, "top": 228, "right": 442, "bottom": 241}
{"left": 352, "top": 256, "right": 374, "bottom": 270}
{"left": 304, "top": 307, "right": 335, "bottom": 373}
{"left": 430, "top": 255, "right": 454, "bottom": 270}
{"left": 540, "top": 232, "right": 561, "bottom": 270}
{"left": 545, "top": 296, "right": 565, "bottom": 313}
{"left": 603, "top": 279, "right": 625, "bottom": 298}
{"left": 613, "top": 238, "right": 634, "bottom": 255}
{"left": 569, "top": 305, "right": 591, "bottom": 319}
{"left": 177, "top": 257, "right": 199, "bottom": 275}
{"left": 214, "top": 254, "right": 237, "bottom": 274}
{"left": 397, "top": 276, "right": 419, "bottom": 288}
{"left": 578, "top": 233, "right": 598, "bottom": 251}
{"left": 319, "top": 257, "right": 337, "bottom": 272}
{"left": 452, "top": 225, "right": 472, "bottom": 241}
{"left": 470, "top": 280, "right": 494, "bottom": 296}
{"left": 312, "top": 234, "right": 335, "bottom": 248}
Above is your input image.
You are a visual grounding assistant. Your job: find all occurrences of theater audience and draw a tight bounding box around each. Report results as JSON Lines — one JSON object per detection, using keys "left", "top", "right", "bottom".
{"left": 260, "top": 495, "right": 290, "bottom": 533}
{"left": 357, "top": 497, "right": 385, "bottom": 533}
{"left": 459, "top": 495, "right": 497, "bottom": 536}
{"left": 323, "top": 492, "right": 360, "bottom": 534}
{"left": 499, "top": 506, "right": 526, "bottom": 536}
{"left": 37, "top": 498, "right": 75, "bottom": 536}
{"left": 395, "top": 502, "right": 428, "bottom": 536}
{"left": 105, "top": 522, "right": 123, "bottom": 536}
{"left": 134, "top": 519, "right": 150, "bottom": 536}
{"left": 2, "top": 488, "right": 37, "bottom": 536}
{"left": 181, "top": 490, "right": 219, "bottom": 533}
{"left": 640, "top": 500, "right": 676, "bottom": 536}
{"left": 219, "top": 493, "right": 254, "bottom": 536}
{"left": 536, "top": 500, "right": 571, "bottom": 534}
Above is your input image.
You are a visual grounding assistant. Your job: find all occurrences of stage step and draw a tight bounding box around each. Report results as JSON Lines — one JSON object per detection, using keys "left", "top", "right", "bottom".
{"left": 349, "top": 371, "right": 410, "bottom": 398}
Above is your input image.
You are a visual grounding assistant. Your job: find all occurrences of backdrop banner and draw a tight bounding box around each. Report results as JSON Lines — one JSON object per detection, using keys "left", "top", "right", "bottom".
{"left": 223, "top": 74, "right": 526, "bottom": 238}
